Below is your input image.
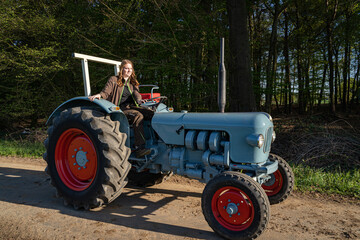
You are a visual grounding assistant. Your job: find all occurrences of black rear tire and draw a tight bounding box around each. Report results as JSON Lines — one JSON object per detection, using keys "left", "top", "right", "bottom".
{"left": 43, "top": 107, "right": 131, "bottom": 209}
{"left": 202, "top": 171, "right": 270, "bottom": 240}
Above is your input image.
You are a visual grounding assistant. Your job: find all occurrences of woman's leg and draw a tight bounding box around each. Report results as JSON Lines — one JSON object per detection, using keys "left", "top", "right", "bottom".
{"left": 130, "top": 106, "right": 154, "bottom": 121}
{"left": 123, "top": 108, "right": 151, "bottom": 158}
{"left": 123, "top": 109, "right": 145, "bottom": 147}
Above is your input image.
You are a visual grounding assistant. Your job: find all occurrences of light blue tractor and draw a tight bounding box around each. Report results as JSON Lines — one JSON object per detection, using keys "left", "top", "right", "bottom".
{"left": 43, "top": 51, "right": 294, "bottom": 240}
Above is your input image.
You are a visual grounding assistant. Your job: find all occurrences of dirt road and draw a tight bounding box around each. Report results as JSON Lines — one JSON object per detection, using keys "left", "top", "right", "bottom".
{"left": 0, "top": 156, "right": 359, "bottom": 240}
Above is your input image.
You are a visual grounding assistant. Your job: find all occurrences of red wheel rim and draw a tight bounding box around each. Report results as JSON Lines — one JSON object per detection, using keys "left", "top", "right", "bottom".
{"left": 262, "top": 170, "right": 283, "bottom": 196}
{"left": 55, "top": 128, "right": 97, "bottom": 191}
{"left": 211, "top": 186, "right": 254, "bottom": 231}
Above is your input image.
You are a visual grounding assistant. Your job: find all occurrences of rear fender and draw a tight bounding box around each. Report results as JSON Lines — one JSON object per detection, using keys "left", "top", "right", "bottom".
{"left": 46, "top": 97, "right": 130, "bottom": 146}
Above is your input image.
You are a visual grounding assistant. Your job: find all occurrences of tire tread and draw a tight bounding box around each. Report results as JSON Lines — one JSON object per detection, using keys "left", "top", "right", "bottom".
{"left": 43, "top": 107, "right": 131, "bottom": 209}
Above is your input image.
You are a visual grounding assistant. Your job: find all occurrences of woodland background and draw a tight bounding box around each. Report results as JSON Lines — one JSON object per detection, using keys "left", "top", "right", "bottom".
{"left": 0, "top": 0, "right": 359, "bottom": 129}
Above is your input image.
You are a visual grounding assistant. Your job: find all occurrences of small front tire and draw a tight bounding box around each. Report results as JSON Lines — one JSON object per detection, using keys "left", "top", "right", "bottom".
{"left": 202, "top": 171, "right": 270, "bottom": 240}
{"left": 262, "top": 153, "right": 294, "bottom": 204}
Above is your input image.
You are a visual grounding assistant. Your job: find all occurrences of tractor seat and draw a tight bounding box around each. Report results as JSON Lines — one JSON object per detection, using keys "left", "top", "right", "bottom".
{"left": 140, "top": 92, "right": 161, "bottom": 102}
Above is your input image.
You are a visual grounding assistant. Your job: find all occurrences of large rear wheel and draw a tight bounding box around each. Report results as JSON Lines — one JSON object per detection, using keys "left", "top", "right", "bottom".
{"left": 43, "top": 107, "right": 131, "bottom": 209}
{"left": 262, "top": 153, "right": 294, "bottom": 204}
{"left": 202, "top": 171, "right": 270, "bottom": 240}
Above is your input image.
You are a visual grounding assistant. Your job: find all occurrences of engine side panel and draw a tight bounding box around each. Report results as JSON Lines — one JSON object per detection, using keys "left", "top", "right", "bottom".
{"left": 152, "top": 112, "right": 273, "bottom": 164}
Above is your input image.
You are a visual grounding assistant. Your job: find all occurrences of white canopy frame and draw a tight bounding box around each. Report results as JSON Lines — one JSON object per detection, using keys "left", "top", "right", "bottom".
{"left": 73, "top": 53, "right": 122, "bottom": 96}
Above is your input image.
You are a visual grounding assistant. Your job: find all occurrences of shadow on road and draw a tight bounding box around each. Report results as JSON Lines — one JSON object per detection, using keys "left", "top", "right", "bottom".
{"left": 0, "top": 166, "right": 217, "bottom": 239}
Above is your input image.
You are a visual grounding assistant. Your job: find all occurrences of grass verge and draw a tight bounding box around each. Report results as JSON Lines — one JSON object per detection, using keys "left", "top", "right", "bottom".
{"left": 0, "top": 140, "right": 44, "bottom": 158}
{"left": 292, "top": 164, "right": 360, "bottom": 199}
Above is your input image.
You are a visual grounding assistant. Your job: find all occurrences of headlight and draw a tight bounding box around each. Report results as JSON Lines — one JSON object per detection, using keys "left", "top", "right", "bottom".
{"left": 258, "top": 134, "right": 265, "bottom": 148}
{"left": 246, "top": 134, "right": 265, "bottom": 148}
{"left": 272, "top": 131, "right": 276, "bottom": 143}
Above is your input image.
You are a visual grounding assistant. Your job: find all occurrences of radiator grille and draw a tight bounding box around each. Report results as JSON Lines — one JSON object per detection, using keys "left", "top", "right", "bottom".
{"left": 264, "top": 127, "right": 273, "bottom": 153}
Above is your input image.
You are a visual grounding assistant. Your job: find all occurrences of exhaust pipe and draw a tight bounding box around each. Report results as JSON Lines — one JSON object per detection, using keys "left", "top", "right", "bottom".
{"left": 218, "top": 37, "right": 226, "bottom": 113}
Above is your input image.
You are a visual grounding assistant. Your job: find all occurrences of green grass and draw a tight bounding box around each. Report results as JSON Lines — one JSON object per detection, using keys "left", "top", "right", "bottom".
{"left": 0, "top": 139, "right": 45, "bottom": 158}
{"left": 292, "top": 164, "right": 360, "bottom": 198}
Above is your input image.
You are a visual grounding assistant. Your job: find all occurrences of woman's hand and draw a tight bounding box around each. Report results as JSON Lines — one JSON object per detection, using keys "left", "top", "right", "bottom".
{"left": 88, "top": 94, "right": 101, "bottom": 101}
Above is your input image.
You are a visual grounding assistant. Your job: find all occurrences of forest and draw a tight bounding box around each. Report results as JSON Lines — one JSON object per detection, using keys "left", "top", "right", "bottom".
{"left": 0, "top": 0, "right": 359, "bottom": 129}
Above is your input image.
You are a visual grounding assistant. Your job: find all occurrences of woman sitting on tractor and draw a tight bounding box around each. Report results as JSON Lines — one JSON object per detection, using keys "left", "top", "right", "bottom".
{"left": 89, "top": 59, "right": 153, "bottom": 158}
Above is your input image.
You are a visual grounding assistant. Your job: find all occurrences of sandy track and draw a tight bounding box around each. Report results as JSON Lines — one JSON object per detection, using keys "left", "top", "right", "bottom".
{"left": 0, "top": 156, "right": 359, "bottom": 240}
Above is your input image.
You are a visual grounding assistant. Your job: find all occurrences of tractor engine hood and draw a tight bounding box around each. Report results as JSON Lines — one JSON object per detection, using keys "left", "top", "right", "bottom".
{"left": 152, "top": 112, "right": 274, "bottom": 163}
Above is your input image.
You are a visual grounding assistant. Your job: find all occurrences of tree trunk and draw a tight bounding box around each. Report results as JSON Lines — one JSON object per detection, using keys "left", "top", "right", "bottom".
{"left": 191, "top": 46, "right": 202, "bottom": 111}
{"left": 295, "top": 3, "right": 304, "bottom": 114}
{"left": 352, "top": 50, "right": 360, "bottom": 105}
{"left": 347, "top": 46, "right": 351, "bottom": 106}
{"left": 342, "top": 42, "right": 349, "bottom": 112}
{"left": 310, "top": 66, "right": 316, "bottom": 113}
{"left": 334, "top": 47, "right": 340, "bottom": 105}
{"left": 326, "top": 0, "right": 337, "bottom": 113}
{"left": 318, "top": 53, "right": 328, "bottom": 107}
{"left": 265, "top": 0, "right": 282, "bottom": 113}
{"left": 297, "top": 47, "right": 304, "bottom": 114}
{"left": 227, "top": 0, "right": 256, "bottom": 112}
{"left": 304, "top": 56, "right": 310, "bottom": 112}
{"left": 284, "top": 9, "right": 291, "bottom": 114}
{"left": 250, "top": 4, "right": 263, "bottom": 109}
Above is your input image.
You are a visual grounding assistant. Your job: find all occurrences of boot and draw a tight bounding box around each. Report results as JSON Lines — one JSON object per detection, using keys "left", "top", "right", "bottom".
{"left": 134, "top": 145, "right": 151, "bottom": 158}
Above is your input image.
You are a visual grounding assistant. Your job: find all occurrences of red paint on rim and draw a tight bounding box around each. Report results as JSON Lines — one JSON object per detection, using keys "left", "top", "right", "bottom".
{"left": 211, "top": 186, "right": 254, "bottom": 231}
{"left": 55, "top": 128, "right": 97, "bottom": 191}
{"left": 262, "top": 170, "right": 283, "bottom": 196}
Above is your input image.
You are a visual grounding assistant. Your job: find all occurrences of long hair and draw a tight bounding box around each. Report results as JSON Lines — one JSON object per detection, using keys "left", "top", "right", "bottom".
{"left": 117, "top": 59, "right": 139, "bottom": 87}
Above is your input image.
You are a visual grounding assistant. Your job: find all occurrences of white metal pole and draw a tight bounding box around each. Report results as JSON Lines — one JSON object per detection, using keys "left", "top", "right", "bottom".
{"left": 81, "top": 59, "right": 91, "bottom": 96}
{"left": 74, "top": 53, "right": 122, "bottom": 66}
{"left": 114, "top": 64, "right": 120, "bottom": 76}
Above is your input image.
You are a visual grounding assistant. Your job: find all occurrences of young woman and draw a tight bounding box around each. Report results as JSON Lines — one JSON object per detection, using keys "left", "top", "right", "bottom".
{"left": 89, "top": 59, "right": 153, "bottom": 158}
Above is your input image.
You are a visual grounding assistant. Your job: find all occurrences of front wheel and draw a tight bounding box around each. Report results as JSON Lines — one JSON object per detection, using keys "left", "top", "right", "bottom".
{"left": 262, "top": 153, "right": 294, "bottom": 204}
{"left": 44, "top": 107, "right": 131, "bottom": 209}
{"left": 202, "top": 171, "right": 270, "bottom": 240}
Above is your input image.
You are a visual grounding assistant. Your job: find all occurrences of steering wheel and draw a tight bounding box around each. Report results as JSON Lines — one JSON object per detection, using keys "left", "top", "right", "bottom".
{"left": 141, "top": 96, "right": 167, "bottom": 109}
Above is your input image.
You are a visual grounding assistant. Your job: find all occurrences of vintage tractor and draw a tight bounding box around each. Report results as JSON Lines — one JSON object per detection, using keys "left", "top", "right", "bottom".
{"left": 43, "top": 50, "right": 294, "bottom": 239}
